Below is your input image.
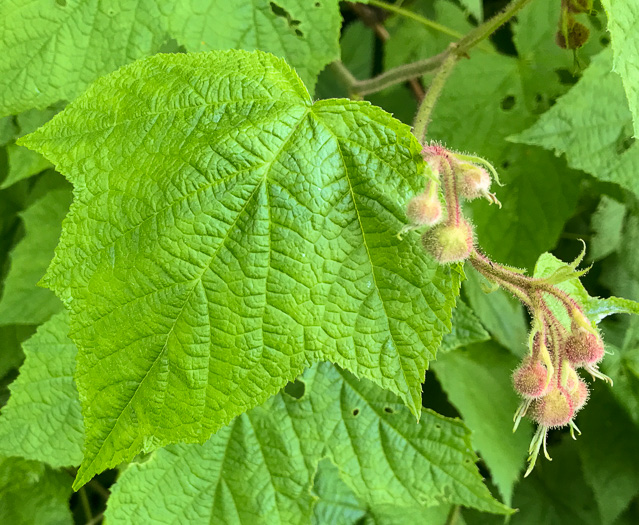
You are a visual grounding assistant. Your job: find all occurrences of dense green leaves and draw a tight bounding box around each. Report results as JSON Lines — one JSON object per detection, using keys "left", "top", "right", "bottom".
{"left": 106, "top": 363, "right": 509, "bottom": 523}
{"left": 601, "top": 0, "right": 639, "bottom": 136}
{"left": 433, "top": 342, "right": 532, "bottom": 505}
{"left": 0, "top": 311, "right": 83, "bottom": 467}
{"left": 0, "top": 0, "right": 341, "bottom": 116}
{"left": 513, "top": 50, "right": 639, "bottom": 199}
{"left": 21, "top": 50, "right": 460, "bottom": 487}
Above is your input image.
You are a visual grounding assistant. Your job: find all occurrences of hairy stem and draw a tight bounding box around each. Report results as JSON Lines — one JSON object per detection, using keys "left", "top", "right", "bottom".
{"left": 413, "top": 52, "right": 458, "bottom": 143}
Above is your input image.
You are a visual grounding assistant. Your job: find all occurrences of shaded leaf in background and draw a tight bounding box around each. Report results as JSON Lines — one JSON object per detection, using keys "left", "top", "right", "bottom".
{"left": 601, "top": 0, "right": 639, "bottom": 136}
{"left": 0, "top": 177, "right": 71, "bottom": 325}
{"left": 602, "top": 337, "right": 639, "bottom": 428}
{"left": 1, "top": 107, "right": 58, "bottom": 189}
{"left": 0, "top": 0, "right": 342, "bottom": 116}
{"left": 165, "top": 0, "right": 341, "bottom": 91}
{"left": 0, "top": 311, "right": 83, "bottom": 467}
{"left": 106, "top": 363, "right": 510, "bottom": 524}
{"left": 0, "top": 456, "right": 73, "bottom": 525}
{"left": 432, "top": 342, "right": 533, "bottom": 505}
{"left": 508, "top": 441, "right": 600, "bottom": 525}
{"left": 21, "top": 50, "right": 460, "bottom": 487}
{"left": 512, "top": 49, "right": 639, "bottom": 199}
{"left": 577, "top": 385, "right": 639, "bottom": 525}
{"left": 589, "top": 196, "right": 626, "bottom": 262}
{"left": 440, "top": 298, "right": 490, "bottom": 353}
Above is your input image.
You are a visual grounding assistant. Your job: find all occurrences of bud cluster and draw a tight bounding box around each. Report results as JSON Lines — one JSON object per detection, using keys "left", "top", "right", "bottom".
{"left": 401, "top": 144, "right": 501, "bottom": 264}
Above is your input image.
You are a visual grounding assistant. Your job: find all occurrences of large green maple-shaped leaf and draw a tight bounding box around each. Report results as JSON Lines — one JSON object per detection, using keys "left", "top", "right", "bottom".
{"left": 601, "top": 0, "right": 639, "bottom": 137}
{"left": 0, "top": 0, "right": 341, "bottom": 116}
{"left": 20, "top": 50, "right": 460, "bottom": 488}
{"left": 0, "top": 311, "right": 84, "bottom": 467}
{"left": 0, "top": 456, "right": 73, "bottom": 525}
{"left": 512, "top": 49, "right": 639, "bottom": 199}
{"left": 106, "top": 363, "right": 509, "bottom": 523}
{"left": 0, "top": 178, "right": 71, "bottom": 325}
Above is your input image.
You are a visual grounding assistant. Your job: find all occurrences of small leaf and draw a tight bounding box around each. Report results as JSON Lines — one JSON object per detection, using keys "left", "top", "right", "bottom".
{"left": 440, "top": 299, "right": 490, "bottom": 353}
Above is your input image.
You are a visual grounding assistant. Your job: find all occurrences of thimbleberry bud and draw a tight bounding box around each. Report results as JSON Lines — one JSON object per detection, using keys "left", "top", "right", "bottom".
{"left": 457, "top": 163, "right": 491, "bottom": 201}
{"left": 513, "top": 357, "right": 550, "bottom": 399}
{"left": 531, "top": 385, "right": 574, "bottom": 428}
{"left": 421, "top": 219, "right": 474, "bottom": 264}
{"left": 564, "top": 327, "right": 605, "bottom": 366}
{"left": 405, "top": 192, "right": 442, "bottom": 227}
{"left": 565, "top": 370, "right": 589, "bottom": 413}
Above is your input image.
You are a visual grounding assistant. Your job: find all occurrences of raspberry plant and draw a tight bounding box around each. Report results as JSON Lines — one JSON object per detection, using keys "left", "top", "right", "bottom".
{"left": 1, "top": 0, "right": 639, "bottom": 524}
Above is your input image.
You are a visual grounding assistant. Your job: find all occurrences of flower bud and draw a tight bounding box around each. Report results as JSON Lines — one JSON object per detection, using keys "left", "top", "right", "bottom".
{"left": 405, "top": 192, "right": 442, "bottom": 227}
{"left": 531, "top": 385, "right": 574, "bottom": 428}
{"left": 421, "top": 219, "right": 474, "bottom": 264}
{"left": 565, "top": 371, "right": 589, "bottom": 413}
{"left": 457, "top": 163, "right": 491, "bottom": 201}
{"left": 513, "top": 357, "right": 550, "bottom": 399}
{"left": 564, "top": 327, "right": 604, "bottom": 366}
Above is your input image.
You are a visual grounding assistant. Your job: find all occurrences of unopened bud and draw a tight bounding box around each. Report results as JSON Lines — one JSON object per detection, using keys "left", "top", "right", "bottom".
{"left": 531, "top": 386, "right": 574, "bottom": 428}
{"left": 565, "top": 368, "right": 589, "bottom": 413}
{"left": 421, "top": 219, "right": 474, "bottom": 264}
{"left": 513, "top": 357, "right": 551, "bottom": 399}
{"left": 457, "top": 163, "right": 491, "bottom": 199}
{"left": 405, "top": 192, "right": 442, "bottom": 227}
{"left": 564, "top": 327, "right": 604, "bottom": 366}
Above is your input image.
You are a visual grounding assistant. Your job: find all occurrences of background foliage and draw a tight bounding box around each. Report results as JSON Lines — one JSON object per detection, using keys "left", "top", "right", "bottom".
{"left": 0, "top": 0, "right": 638, "bottom": 523}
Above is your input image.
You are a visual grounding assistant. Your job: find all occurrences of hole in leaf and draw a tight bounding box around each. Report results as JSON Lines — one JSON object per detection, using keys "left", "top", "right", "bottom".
{"left": 55, "top": 0, "right": 67, "bottom": 6}
{"left": 501, "top": 160, "right": 510, "bottom": 169}
{"left": 615, "top": 127, "right": 635, "bottom": 155}
{"left": 600, "top": 35, "right": 610, "bottom": 46}
{"left": 435, "top": 424, "right": 442, "bottom": 429}
{"left": 284, "top": 378, "right": 305, "bottom": 399}
{"left": 269, "top": 2, "right": 304, "bottom": 38}
{"left": 384, "top": 407, "right": 393, "bottom": 414}
{"left": 501, "top": 95, "right": 516, "bottom": 111}
{"left": 315, "top": 1, "right": 321, "bottom": 6}
{"left": 352, "top": 408, "right": 360, "bottom": 416}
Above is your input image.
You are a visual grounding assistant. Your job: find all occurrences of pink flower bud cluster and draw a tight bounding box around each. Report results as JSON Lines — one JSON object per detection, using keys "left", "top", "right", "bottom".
{"left": 402, "top": 144, "right": 500, "bottom": 264}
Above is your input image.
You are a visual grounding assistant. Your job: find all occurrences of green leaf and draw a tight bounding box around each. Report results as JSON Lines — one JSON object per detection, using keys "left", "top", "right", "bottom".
{"left": 106, "top": 363, "right": 510, "bottom": 523}
{"left": 312, "top": 460, "right": 367, "bottom": 525}
{"left": 432, "top": 342, "right": 533, "bottom": 505}
{"left": 0, "top": 116, "right": 17, "bottom": 146}
{"left": 20, "top": 50, "right": 460, "bottom": 487}
{"left": 601, "top": 0, "right": 639, "bottom": 136}
{"left": 533, "top": 252, "right": 639, "bottom": 324}
{"left": 0, "top": 178, "right": 71, "bottom": 325}
{"left": 589, "top": 196, "right": 626, "bottom": 262}
{"left": 440, "top": 298, "right": 490, "bottom": 353}
{"left": 0, "top": 311, "right": 84, "bottom": 467}
{"left": 1, "top": 108, "right": 59, "bottom": 189}
{"left": 462, "top": 269, "right": 528, "bottom": 357}
{"left": 0, "top": 325, "right": 33, "bottom": 379}
{"left": 577, "top": 386, "right": 639, "bottom": 525}
{"left": 0, "top": 0, "right": 168, "bottom": 116}
{"left": 166, "top": 0, "right": 341, "bottom": 92}
{"left": 602, "top": 340, "right": 639, "bottom": 428}
{"left": 509, "top": 441, "right": 600, "bottom": 525}
{"left": 0, "top": 456, "right": 73, "bottom": 525}
{"left": 512, "top": 49, "right": 639, "bottom": 199}
{"left": 0, "top": 0, "right": 342, "bottom": 115}
{"left": 459, "top": 0, "right": 483, "bottom": 20}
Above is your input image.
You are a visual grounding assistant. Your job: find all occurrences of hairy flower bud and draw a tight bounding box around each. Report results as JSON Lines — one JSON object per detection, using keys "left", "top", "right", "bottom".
{"left": 513, "top": 357, "right": 550, "bottom": 399}
{"left": 421, "top": 219, "right": 474, "bottom": 263}
{"left": 531, "top": 385, "right": 574, "bottom": 428}
{"left": 565, "top": 369, "right": 589, "bottom": 413}
{"left": 405, "top": 192, "right": 442, "bottom": 227}
{"left": 564, "top": 327, "right": 605, "bottom": 366}
{"left": 457, "top": 163, "right": 491, "bottom": 200}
